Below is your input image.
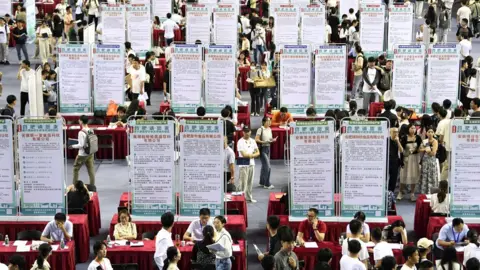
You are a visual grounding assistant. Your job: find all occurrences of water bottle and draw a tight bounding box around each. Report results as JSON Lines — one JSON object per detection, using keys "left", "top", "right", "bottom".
{"left": 4, "top": 235, "right": 9, "bottom": 246}
{"left": 340, "top": 235, "right": 344, "bottom": 246}
{"left": 106, "top": 235, "right": 111, "bottom": 247}
{"left": 60, "top": 239, "right": 65, "bottom": 249}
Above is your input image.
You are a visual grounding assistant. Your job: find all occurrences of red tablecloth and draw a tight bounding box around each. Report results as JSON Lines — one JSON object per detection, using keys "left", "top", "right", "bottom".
{"left": 233, "top": 126, "right": 289, "bottom": 159}
{"left": 348, "top": 58, "right": 354, "bottom": 90}
{"left": 65, "top": 125, "right": 128, "bottom": 160}
{"left": 154, "top": 65, "right": 163, "bottom": 90}
{"left": 237, "top": 105, "right": 250, "bottom": 127}
{"left": 0, "top": 214, "right": 90, "bottom": 262}
{"left": 426, "top": 217, "right": 480, "bottom": 239}
{"left": 266, "top": 30, "right": 272, "bottom": 49}
{"left": 109, "top": 214, "right": 246, "bottom": 240}
{"left": 238, "top": 66, "right": 250, "bottom": 92}
{"left": 107, "top": 239, "right": 246, "bottom": 270}
{"left": 12, "top": 2, "right": 55, "bottom": 17}
{"left": 267, "top": 192, "right": 286, "bottom": 216}
{"left": 0, "top": 241, "right": 75, "bottom": 270}
{"left": 8, "top": 26, "right": 15, "bottom": 47}
{"left": 153, "top": 28, "right": 183, "bottom": 47}
{"left": 86, "top": 192, "right": 101, "bottom": 236}
{"left": 414, "top": 194, "right": 430, "bottom": 239}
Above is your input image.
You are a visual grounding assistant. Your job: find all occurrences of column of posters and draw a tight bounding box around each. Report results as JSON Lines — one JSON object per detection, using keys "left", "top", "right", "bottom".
{"left": 205, "top": 45, "right": 236, "bottom": 113}
{"left": 360, "top": 4, "right": 385, "bottom": 52}
{"left": 300, "top": 5, "right": 325, "bottom": 45}
{"left": 0, "top": 1, "right": 10, "bottom": 19}
{"left": 274, "top": 5, "right": 299, "bottom": 46}
{"left": 186, "top": 4, "right": 211, "bottom": 44}
{"left": 0, "top": 119, "right": 15, "bottom": 216}
{"left": 25, "top": 0, "right": 36, "bottom": 43}
{"left": 314, "top": 45, "right": 346, "bottom": 113}
{"left": 171, "top": 44, "right": 203, "bottom": 113}
{"left": 290, "top": 121, "right": 335, "bottom": 217}
{"left": 280, "top": 45, "right": 311, "bottom": 114}
{"left": 127, "top": 5, "right": 151, "bottom": 52}
{"left": 426, "top": 44, "right": 460, "bottom": 113}
{"left": 340, "top": 0, "right": 358, "bottom": 16}
{"left": 341, "top": 121, "right": 388, "bottom": 217}
{"left": 392, "top": 45, "right": 425, "bottom": 112}
{"left": 93, "top": 44, "right": 125, "bottom": 110}
{"left": 387, "top": 5, "right": 413, "bottom": 51}
{"left": 102, "top": 5, "right": 126, "bottom": 45}
{"left": 213, "top": 5, "right": 237, "bottom": 47}
{"left": 130, "top": 120, "right": 176, "bottom": 216}
{"left": 58, "top": 44, "right": 91, "bottom": 113}
{"left": 180, "top": 120, "right": 224, "bottom": 216}
{"left": 19, "top": 119, "right": 65, "bottom": 216}
{"left": 153, "top": 0, "right": 172, "bottom": 18}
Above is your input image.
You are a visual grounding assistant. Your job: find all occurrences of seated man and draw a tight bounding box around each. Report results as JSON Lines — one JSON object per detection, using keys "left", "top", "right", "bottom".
{"left": 296, "top": 208, "right": 327, "bottom": 245}
{"left": 271, "top": 107, "right": 293, "bottom": 126}
{"left": 40, "top": 213, "right": 73, "bottom": 243}
{"left": 342, "top": 219, "right": 369, "bottom": 268}
{"left": 346, "top": 211, "right": 370, "bottom": 242}
{"left": 436, "top": 217, "right": 469, "bottom": 250}
{"left": 110, "top": 106, "right": 127, "bottom": 127}
{"left": 183, "top": 208, "right": 213, "bottom": 242}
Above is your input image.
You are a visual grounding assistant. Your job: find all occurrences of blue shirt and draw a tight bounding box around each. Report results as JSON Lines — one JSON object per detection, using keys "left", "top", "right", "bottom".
{"left": 436, "top": 222, "right": 469, "bottom": 250}
{"left": 42, "top": 220, "right": 73, "bottom": 241}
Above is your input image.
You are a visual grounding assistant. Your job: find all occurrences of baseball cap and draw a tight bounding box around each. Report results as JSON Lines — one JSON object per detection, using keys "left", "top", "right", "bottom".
{"left": 417, "top": 238, "right": 434, "bottom": 249}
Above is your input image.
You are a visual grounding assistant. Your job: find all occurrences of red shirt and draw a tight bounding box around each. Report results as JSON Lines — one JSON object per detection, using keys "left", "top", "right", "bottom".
{"left": 298, "top": 219, "right": 327, "bottom": 242}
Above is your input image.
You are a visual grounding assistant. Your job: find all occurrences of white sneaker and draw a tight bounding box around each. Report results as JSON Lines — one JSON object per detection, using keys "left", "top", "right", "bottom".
{"left": 248, "top": 199, "right": 257, "bottom": 203}
{"left": 396, "top": 192, "right": 403, "bottom": 200}
{"left": 264, "top": 185, "right": 275, "bottom": 189}
{"left": 410, "top": 194, "right": 416, "bottom": 202}
{"left": 258, "top": 184, "right": 264, "bottom": 188}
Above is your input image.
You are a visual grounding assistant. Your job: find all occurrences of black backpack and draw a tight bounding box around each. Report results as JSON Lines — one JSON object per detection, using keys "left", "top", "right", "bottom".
{"left": 436, "top": 143, "right": 447, "bottom": 163}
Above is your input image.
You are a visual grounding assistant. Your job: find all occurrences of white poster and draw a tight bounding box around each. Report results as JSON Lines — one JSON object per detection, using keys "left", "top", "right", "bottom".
{"left": 83, "top": 24, "right": 95, "bottom": 44}
{"left": 130, "top": 120, "right": 176, "bottom": 216}
{"left": 0, "top": 0, "right": 10, "bottom": 19}
{"left": 340, "top": 0, "right": 359, "bottom": 16}
{"left": 186, "top": 4, "right": 211, "bottom": 44}
{"left": 392, "top": 44, "right": 425, "bottom": 112}
{"left": 58, "top": 44, "right": 91, "bottom": 113}
{"left": 290, "top": 121, "right": 335, "bottom": 218}
{"left": 0, "top": 119, "right": 16, "bottom": 216}
{"left": 280, "top": 45, "right": 311, "bottom": 114}
{"left": 171, "top": 44, "right": 203, "bottom": 113}
{"left": 360, "top": 4, "right": 385, "bottom": 52}
{"left": 314, "top": 45, "right": 346, "bottom": 113}
{"left": 205, "top": 45, "right": 236, "bottom": 113}
{"left": 274, "top": 5, "right": 299, "bottom": 46}
{"left": 300, "top": 5, "right": 325, "bottom": 45}
{"left": 102, "top": 5, "right": 126, "bottom": 45}
{"left": 130, "top": 0, "right": 150, "bottom": 4}
{"left": 426, "top": 44, "right": 460, "bottom": 113}
{"left": 387, "top": 5, "right": 413, "bottom": 51}
{"left": 153, "top": 0, "right": 172, "bottom": 18}
{"left": 25, "top": 0, "right": 36, "bottom": 43}
{"left": 93, "top": 44, "right": 125, "bottom": 110}
{"left": 180, "top": 120, "right": 224, "bottom": 216}
{"left": 341, "top": 120, "right": 388, "bottom": 217}
{"left": 19, "top": 118, "right": 65, "bottom": 216}
{"left": 127, "top": 4, "right": 151, "bottom": 52}
{"left": 213, "top": 4, "right": 237, "bottom": 48}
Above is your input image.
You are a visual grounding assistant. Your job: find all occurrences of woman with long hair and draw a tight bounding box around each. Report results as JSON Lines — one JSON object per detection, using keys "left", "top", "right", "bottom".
{"left": 237, "top": 51, "right": 250, "bottom": 67}
{"left": 348, "top": 100, "right": 357, "bottom": 117}
{"left": 382, "top": 220, "right": 408, "bottom": 244}
{"left": 430, "top": 180, "right": 449, "bottom": 214}
{"left": 436, "top": 246, "right": 461, "bottom": 270}
{"left": 163, "top": 246, "right": 181, "bottom": 270}
{"left": 67, "top": 180, "right": 91, "bottom": 212}
{"left": 418, "top": 114, "right": 433, "bottom": 139}
{"left": 418, "top": 126, "right": 439, "bottom": 194}
{"left": 153, "top": 16, "right": 162, "bottom": 30}
{"left": 192, "top": 225, "right": 216, "bottom": 266}
{"left": 30, "top": 243, "right": 52, "bottom": 270}
{"left": 399, "top": 123, "right": 422, "bottom": 201}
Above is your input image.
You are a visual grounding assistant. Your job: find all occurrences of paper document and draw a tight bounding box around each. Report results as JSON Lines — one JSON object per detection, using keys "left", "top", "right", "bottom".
{"left": 67, "top": 138, "right": 78, "bottom": 146}
{"left": 207, "top": 243, "right": 226, "bottom": 252}
{"left": 253, "top": 244, "right": 263, "bottom": 256}
{"left": 232, "top": 245, "right": 241, "bottom": 252}
{"left": 51, "top": 245, "right": 59, "bottom": 251}
{"left": 13, "top": 241, "right": 27, "bottom": 246}
{"left": 304, "top": 242, "right": 318, "bottom": 248}
{"left": 130, "top": 241, "right": 144, "bottom": 247}
{"left": 455, "top": 246, "right": 465, "bottom": 252}
{"left": 16, "top": 245, "right": 31, "bottom": 252}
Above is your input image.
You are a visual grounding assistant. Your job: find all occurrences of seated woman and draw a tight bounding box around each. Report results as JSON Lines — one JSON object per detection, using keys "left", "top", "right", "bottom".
{"left": 430, "top": 180, "right": 449, "bottom": 215}
{"left": 192, "top": 225, "right": 216, "bottom": 268}
{"left": 163, "top": 246, "right": 181, "bottom": 270}
{"left": 66, "top": 180, "right": 91, "bottom": 211}
{"left": 382, "top": 220, "right": 407, "bottom": 244}
{"left": 437, "top": 246, "right": 462, "bottom": 270}
{"left": 346, "top": 211, "right": 370, "bottom": 242}
{"left": 463, "top": 230, "right": 480, "bottom": 266}
{"left": 113, "top": 209, "right": 137, "bottom": 240}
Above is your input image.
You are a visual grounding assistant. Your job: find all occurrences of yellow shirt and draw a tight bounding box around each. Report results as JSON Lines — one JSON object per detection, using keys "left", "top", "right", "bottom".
{"left": 114, "top": 222, "right": 137, "bottom": 240}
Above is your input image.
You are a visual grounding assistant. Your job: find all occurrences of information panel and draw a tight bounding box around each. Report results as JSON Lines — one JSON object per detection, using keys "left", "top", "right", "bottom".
{"left": 171, "top": 44, "right": 203, "bottom": 113}
{"left": 341, "top": 121, "right": 388, "bottom": 217}
{"left": 314, "top": 45, "right": 346, "bottom": 113}
{"left": 274, "top": 5, "right": 299, "bottom": 46}
{"left": 0, "top": 1, "right": 10, "bottom": 20}
{"left": 300, "top": 5, "right": 325, "bottom": 45}
{"left": 426, "top": 44, "right": 460, "bottom": 113}
{"left": 340, "top": 0, "right": 358, "bottom": 16}
{"left": 58, "top": 44, "right": 91, "bottom": 113}
{"left": 0, "top": 119, "right": 16, "bottom": 216}
{"left": 186, "top": 4, "right": 211, "bottom": 44}
{"left": 180, "top": 120, "right": 224, "bottom": 216}
{"left": 290, "top": 121, "right": 335, "bottom": 217}
{"left": 102, "top": 5, "right": 126, "bottom": 45}
{"left": 387, "top": 6, "right": 413, "bottom": 51}
{"left": 130, "top": 120, "right": 176, "bottom": 216}
{"left": 19, "top": 119, "right": 65, "bottom": 215}
{"left": 153, "top": 0, "right": 172, "bottom": 18}
{"left": 205, "top": 45, "right": 236, "bottom": 113}
{"left": 213, "top": 5, "right": 237, "bottom": 48}
{"left": 93, "top": 44, "right": 125, "bottom": 110}
{"left": 280, "top": 45, "right": 311, "bottom": 114}
{"left": 127, "top": 5, "right": 151, "bottom": 52}
{"left": 392, "top": 45, "right": 425, "bottom": 112}
{"left": 450, "top": 119, "right": 480, "bottom": 216}
{"left": 25, "top": 0, "right": 36, "bottom": 43}
{"left": 360, "top": 4, "right": 385, "bottom": 52}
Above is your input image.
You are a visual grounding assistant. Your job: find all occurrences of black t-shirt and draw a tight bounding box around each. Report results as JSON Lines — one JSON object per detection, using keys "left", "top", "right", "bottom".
{"left": 67, "top": 191, "right": 89, "bottom": 210}
{"left": 456, "top": 26, "right": 474, "bottom": 39}
{"left": 164, "top": 70, "right": 170, "bottom": 92}
{"left": 12, "top": 27, "right": 27, "bottom": 44}
{"left": 224, "top": 119, "right": 235, "bottom": 144}
{"left": 379, "top": 111, "right": 399, "bottom": 128}
{"left": 389, "top": 138, "right": 400, "bottom": 164}
{"left": 269, "top": 233, "right": 281, "bottom": 256}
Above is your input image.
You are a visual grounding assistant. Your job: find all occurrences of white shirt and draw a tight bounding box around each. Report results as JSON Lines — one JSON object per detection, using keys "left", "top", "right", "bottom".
{"left": 186, "top": 219, "right": 214, "bottom": 241}
{"left": 237, "top": 138, "right": 258, "bottom": 166}
{"left": 129, "top": 65, "right": 146, "bottom": 94}
{"left": 463, "top": 243, "right": 480, "bottom": 265}
{"left": 363, "top": 68, "right": 378, "bottom": 93}
{"left": 20, "top": 68, "right": 36, "bottom": 93}
{"left": 400, "top": 264, "right": 417, "bottom": 270}
{"left": 71, "top": 128, "right": 92, "bottom": 156}
{"left": 436, "top": 261, "right": 462, "bottom": 270}
{"left": 346, "top": 222, "right": 370, "bottom": 236}
{"left": 348, "top": 26, "right": 357, "bottom": 38}
{"left": 0, "top": 24, "right": 10, "bottom": 44}
{"left": 457, "top": 6, "right": 472, "bottom": 22}
{"left": 325, "top": 25, "right": 332, "bottom": 43}
{"left": 96, "top": 22, "right": 102, "bottom": 41}
{"left": 340, "top": 255, "right": 367, "bottom": 270}
{"left": 460, "top": 39, "right": 472, "bottom": 59}
{"left": 37, "top": 26, "right": 52, "bottom": 40}
{"left": 171, "top": 14, "right": 183, "bottom": 25}
{"left": 165, "top": 46, "right": 174, "bottom": 63}
{"left": 88, "top": 258, "right": 113, "bottom": 270}
{"left": 342, "top": 237, "right": 369, "bottom": 261}
{"left": 41, "top": 220, "right": 74, "bottom": 241}
{"left": 430, "top": 193, "right": 450, "bottom": 214}
{"left": 215, "top": 228, "right": 233, "bottom": 259}
{"left": 444, "top": 0, "right": 454, "bottom": 8}
{"left": 240, "top": 16, "right": 251, "bottom": 34}
{"left": 55, "top": 3, "right": 67, "bottom": 18}
{"left": 161, "top": 19, "right": 179, "bottom": 39}
{"left": 436, "top": 118, "right": 451, "bottom": 151}
{"left": 154, "top": 228, "right": 174, "bottom": 268}
{"left": 0, "top": 263, "right": 7, "bottom": 270}
{"left": 373, "top": 241, "right": 394, "bottom": 261}
{"left": 224, "top": 147, "right": 235, "bottom": 172}
{"left": 347, "top": 13, "right": 357, "bottom": 21}
{"left": 468, "top": 77, "right": 480, "bottom": 99}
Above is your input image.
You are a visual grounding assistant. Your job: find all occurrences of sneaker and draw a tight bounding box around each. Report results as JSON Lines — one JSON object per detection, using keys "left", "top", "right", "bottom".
{"left": 258, "top": 184, "right": 264, "bottom": 188}
{"left": 410, "top": 194, "right": 416, "bottom": 202}
{"left": 396, "top": 192, "right": 403, "bottom": 200}
{"left": 264, "top": 185, "right": 275, "bottom": 189}
{"left": 250, "top": 113, "right": 255, "bottom": 116}
{"left": 4, "top": 61, "right": 9, "bottom": 65}
{"left": 248, "top": 199, "right": 257, "bottom": 203}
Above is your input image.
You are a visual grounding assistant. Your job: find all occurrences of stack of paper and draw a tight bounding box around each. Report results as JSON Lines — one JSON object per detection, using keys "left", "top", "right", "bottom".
{"left": 304, "top": 242, "right": 318, "bottom": 248}
{"left": 16, "top": 245, "right": 31, "bottom": 252}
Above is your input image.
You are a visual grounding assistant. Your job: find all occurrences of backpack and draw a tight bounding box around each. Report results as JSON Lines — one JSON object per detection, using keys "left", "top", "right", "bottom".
{"left": 356, "top": 53, "right": 367, "bottom": 70}
{"left": 436, "top": 143, "right": 447, "bottom": 163}
{"left": 81, "top": 129, "right": 98, "bottom": 155}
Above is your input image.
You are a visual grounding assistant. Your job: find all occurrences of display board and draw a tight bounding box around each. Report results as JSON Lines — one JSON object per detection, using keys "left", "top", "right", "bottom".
{"left": 300, "top": 5, "right": 325, "bottom": 45}
{"left": 83, "top": 23, "right": 95, "bottom": 44}
{"left": 314, "top": 45, "right": 346, "bottom": 113}
{"left": 102, "top": 5, "right": 126, "bottom": 45}
{"left": 186, "top": 4, "right": 211, "bottom": 45}
{"left": 359, "top": 4, "right": 385, "bottom": 52}
{"left": 18, "top": 118, "right": 65, "bottom": 215}
{"left": 205, "top": 45, "right": 236, "bottom": 113}
{"left": 179, "top": 120, "right": 224, "bottom": 216}
{"left": 450, "top": 119, "right": 480, "bottom": 217}
{"left": 387, "top": 5, "right": 414, "bottom": 51}
{"left": 153, "top": 0, "right": 172, "bottom": 18}
{"left": 130, "top": 0, "right": 149, "bottom": 4}
{"left": 25, "top": 0, "right": 36, "bottom": 43}
{"left": 58, "top": 44, "right": 91, "bottom": 113}
{"left": 0, "top": 119, "right": 16, "bottom": 216}
{"left": 290, "top": 121, "right": 335, "bottom": 218}
{"left": 127, "top": 4, "right": 151, "bottom": 52}
{"left": 93, "top": 44, "right": 125, "bottom": 110}
{"left": 171, "top": 44, "right": 203, "bottom": 113}
{"left": 426, "top": 44, "right": 460, "bottom": 113}
{"left": 273, "top": 5, "right": 299, "bottom": 46}
{"left": 280, "top": 45, "right": 311, "bottom": 114}
{"left": 341, "top": 120, "right": 389, "bottom": 217}
{"left": 213, "top": 4, "right": 237, "bottom": 48}
{"left": 0, "top": 0, "right": 10, "bottom": 19}
{"left": 392, "top": 44, "right": 425, "bottom": 112}
{"left": 340, "top": 0, "right": 359, "bottom": 15}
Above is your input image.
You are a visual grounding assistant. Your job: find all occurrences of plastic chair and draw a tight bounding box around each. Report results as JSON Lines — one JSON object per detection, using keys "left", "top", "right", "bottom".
{"left": 142, "top": 231, "right": 157, "bottom": 240}
{"left": 95, "top": 134, "right": 115, "bottom": 163}
{"left": 16, "top": 230, "right": 42, "bottom": 241}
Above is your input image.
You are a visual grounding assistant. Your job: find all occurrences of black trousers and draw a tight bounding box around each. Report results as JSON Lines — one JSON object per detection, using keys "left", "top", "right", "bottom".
{"left": 249, "top": 85, "right": 261, "bottom": 114}
{"left": 145, "top": 83, "right": 152, "bottom": 105}
{"left": 131, "top": 93, "right": 139, "bottom": 101}
{"left": 20, "top": 92, "right": 29, "bottom": 116}
{"left": 388, "top": 161, "right": 399, "bottom": 192}
{"left": 88, "top": 15, "right": 98, "bottom": 29}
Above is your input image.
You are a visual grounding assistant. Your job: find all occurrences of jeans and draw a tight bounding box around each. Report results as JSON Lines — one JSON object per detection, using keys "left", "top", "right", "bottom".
{"left": 437, "top": 28, "right": 448, "bottom": 43}
{"left": 254, "top": 44, "right": 265, "bottom": 64}
{"left": 0, "top": 43, "right": 8, "bottom": 61}
{"left": 239, "top": 165, "right": 254, "bottom": 201}
{"left": 216, "top": 258, "right": 232, "bottom": 270}
{"left": 15, "top": 44, "right": 29, "bottom": 61}
{"left": 352, "top": 75, "right": 363, "bottom": 99}
{"left": 259, "top": 146, "right": 271, "bottom": 187}
{"left": 166, "top": 38, "right": 174, "bottom": 46}
{"left": 415, "top": 0, "right": 424, "bottom": 17}
{"left": 20, "top": 92, "right": 29, "bottom": 116}
{"left": 73, "top": 154, "right": 96, "bottom": 185}
{"left": 473, "top": 18, "right": 480, "bottom": 34}
{"left": 363, "top": 91, "right": 378, "bottom": 111}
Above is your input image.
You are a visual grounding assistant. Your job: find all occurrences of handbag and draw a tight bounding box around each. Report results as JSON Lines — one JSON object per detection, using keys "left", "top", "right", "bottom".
{"left": 254, "top": 77, "right": 276, "bottom": 88}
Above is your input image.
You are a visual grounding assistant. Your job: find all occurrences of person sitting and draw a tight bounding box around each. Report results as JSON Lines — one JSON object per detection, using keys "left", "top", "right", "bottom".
{"left": 381, "top": 256, "right": 397, "bottom": 270}
{"left": 66, "top": 180, "right": 91, "bottom": 212}
{"left": 191, "top": 225, "right": 216, "bottom": 268}
{"left": 259, "top": 215, "right": 281, "bottom": 261}
{"left": 372, "top": 227, "right": 393, "bottom": 268}
{"left": 436, "top": 246, "right": 462, "bottom": 270}
{"left": 113, "top": 209, "right": 137, "bottom": 240}
{"left": 87, "top": 241, "right": 113, "bottom": 270}
{"left": 340, "top": 239, "right": 366, "bottom": 270}
{"left": 271, "top": 107, "right": 293, "bottom": 126}
{"left": 30, "top": 243, "right": 52, "bottom": 270}
{"left": 306, "top": 107, "right": 317, "bottom": 118}
{"left": 110, "top": 106, "right": 127, "bottom": 127}
{"left": 467, "top": 258, "right": 480, "bottom": 270}
{"left": 342, "top": 220, "right": 369, "bottom": 268}
{"left": 315, "top": 248, "right": 333, "bottom": 268}
{"left": 464, "top": 230, "right": 480, "bottom": 265}
{"left": 183, "top": 208, "right": 213, "bottom": 242}
{"left": 40, "top": 213, "right": 73, "bottom": 243}
{"left": 436, "top": 218, "right": 469, "bottom": 250}
{"left": 274, "top": 228, "right": 299, "bottom": 270}
{"left": 382, "top": 220, "right": 408, "bottom": 244}
{"left": 296, "top": 208, "right": 327, "bottom": 245}
{"left": 163, "top": 246, "right": 181, "bottom": 270}
{"left": 7, "top": 255, "right": 26, "bottom": 270}
{"left": 346, "top": 211, "right": 370, "bottom": 242}
{"left": 417, "top": 238, "right": 434, "bottom": 265}
{"left": 430, "top": 180, "right": 449, "bottom": 215}
{"left": 401, "top": 246, "right": 420, "bottom": 270}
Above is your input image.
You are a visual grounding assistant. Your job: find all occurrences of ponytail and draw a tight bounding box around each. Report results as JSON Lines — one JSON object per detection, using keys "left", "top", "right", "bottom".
{"left": 438, "top": 190, "right": 446, "bottom": 204}
{"left": 162, "top": 259, "right": 169, "bottom": 270}
{"left": 36, "top": 255, "right": 45, "bottom": 269}
{"left": 36, "top": 243, "right": 52, "bottom": 269}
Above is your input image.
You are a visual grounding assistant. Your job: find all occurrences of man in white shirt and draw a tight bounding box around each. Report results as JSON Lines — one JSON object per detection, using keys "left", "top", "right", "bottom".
{"left": 128, "top": 56, "right": 146, "bottom": 100}
{"left": 55, "top": 0, "right": 67, "bottom": 19}
{"left": 161, "top": 13, "right": 179, "bottom": 46}
{"left": 40, "top": 213, "right": 73, "bottom": 242}
{"left": 340, "top": 239, "right": 367, "bottom": 270}
{"left": 457, "top": 0, "right": 472, "bottom": 26}
{"left": 240, "top": 14, "right": 251, "bottom": 37}
{"left": 183, "top": 208, "right": 214, "bottom": 242}
{"left": 224, "top": 137, "right": 235, "bottom": 187}
{"left": 171, "top": 9, "right": 184, "bottom": 26}
{"left": 237, "top": 127, "right": 260, "bottom": 203}
{"left": 362, "top": 57, "right": 382, "bottom": 111}
{"left": 70, "top": 115, "right": 96, "bottom": 185}
{"left": 342, "top": 220, "right": 369, "bottom": 268}
{"left": 154, "top": 212, "right": 175, "bottom": 269}
{"left": 0, "top": 18, "right": 10, "bottom": 65}
{"left": 17, "top": 60, "right": 35, "bottom": 116}
{"left": 372, "top": 228, "right": 393, "bottom": 268}
{"left": 459, "top": 34, "right": 472, "bottom": 59}
{"left": 435, "top": 109, "right": 451, "bottom": 181}
{"left": 400, "top": 246, "right": 419, "bottom": 270}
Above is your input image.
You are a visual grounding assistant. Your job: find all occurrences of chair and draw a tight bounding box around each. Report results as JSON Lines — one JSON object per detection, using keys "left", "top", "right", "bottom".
{"left": 95, "top": 134, "right": 115, "bottom": 163}
{"left": 16, "top": 230, "right": 42, "bottom": 241}
{"left": 430, "top": 212, "right": 448, "bottom": 217}
{"left": 227, "top": 208, "right": 240, "bottom": 215}
{"left": 190, "top": 261, "right": 216, "bottom": 270}
{"left": 85, "top": 184, "right": 97, "bottom": 192}
{"left": 299, "top": 260, "right": 305, "bottom": 269}
{"left": 68, "top": 208, "right": 86, "bottom": 214}
{"left": 142, "top": 231, "right": 157, "bottom": 240}
{"left": 228, "top": 229, "right": 246, "bottom": 241}
{"left": 432, "top": 232, "right": 443, "bottom": 261}
{"left": 112, "top": 264, "right": 139, "bottom": 270}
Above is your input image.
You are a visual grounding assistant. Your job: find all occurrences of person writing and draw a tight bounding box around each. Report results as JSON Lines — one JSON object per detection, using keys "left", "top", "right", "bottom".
{"left": 113, "top": 209, "right": 137, "bottom": 240}
{"left": 183, "top": 208, "right": 214, "bottom": 242}
{"left": 297, "top": 208, "right": 327, "bottom": 245}
{"left": 110, "top": 106, "right": 127, "bottom": 127}
{"left": 437, "top": 218, "right": 469, "bottom": 250}
{"left": 40, "top": 213, "right": 73, "bottom": 243}
{"left": 271, "top": 107, "right": 293, "bottom": 126}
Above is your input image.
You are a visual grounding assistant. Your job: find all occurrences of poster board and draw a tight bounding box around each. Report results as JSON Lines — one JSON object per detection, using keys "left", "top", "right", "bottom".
{"left": 273, "top": 5, "right": 299, "bottom": 46}
{"left": 300, "top": 5, "right": 325, "bottom": 46}
{"left": 205, "top": 45, "right": 236, "bottom": 113}
{"left": 102, "top": 5, "right": 126, "bottom": 45}
{"left": 213, "top": 4, "right": 237, "bottom": 48}
{"left": 0, "top": 0, "right": 10, "bottom": 19}
{"left": 359, "top": 4, "right": 385, "bottom": 52}
{"left": 25, "top": 0, "right": 36, "bottom": 43}
{"left": 340, "top": 0, "right": 358, "bottom": 16}
{"left": 127, "top": 4, "right": 151, "bottom": 52}
{"left": 153, "top": 0, "right": 172, "bottom": 18}
{"left": 0, "top": 119, "right": 16, "bottom": 216}
{"left": 93, "top": 44, "right": 125, "bottom": 110}
{"left": 186, "top": 4, "right": 211, "bottom": 45}
{"left": 387, "top": 5, "right": 414, "bottom": 51}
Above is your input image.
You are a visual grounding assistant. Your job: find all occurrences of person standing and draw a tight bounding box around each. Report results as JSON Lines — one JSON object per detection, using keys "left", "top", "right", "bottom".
{"left": 438, "top": 4, "right": 450, "bottom": 43}
{"left": 86, "top": 0, "right": 100, "bottom": 29}
{"left": 144, "top": 51, "right": 155, "bottom": 106}
{"left": 435, "top": 109, "right": 451, "bottom": 181}
{"left": 154, "top": 212, "right": 175, "bottom": 269}
{"left": 416, "top": 0, "right": 425, "bottom": 18}
{"left": 459, "top": 34, "right": 472, "bottom": 59}
{"left": 70, "top": 115, "right": 96, "bottom": 185}
{"left": 12, "top": 20, "right": 28, "bottom": 62}
{"left": 128, "top": 56, "right": 146, "bottom": 100}
{"left": 237, "top": 127, "right": 260, "bottom": 203}
{"left": 418, "top": 126, "right": 439, "bottom": 194}
{"left": 274, "top": 229, "right": 299, "bottom": 270}
{"left": 398, "top": 123, "right": 422, "bottom": 201}
{"left": 64, "top": 6, "right": 74, "bottom": 41}
{"left": 388, "top": 128, "right": 403, "bottom": 192}
{"left": 470, "top": 0, "right": 480, "bottom": 36}
{"left": 224, "top": 137, "right": 235, "bottom": 188}
{"left": 37, "top": 20, "right": 52, "bottom": 64}
{"left": 251, "top": 23, "right": 266, "bottom": 64}
{"left": 362, "top": 57, "right": 382, "bottom": 111}
{"left": 17, "top": 60, "right": 35, "bottom": 116}
{"left": 255, "top": 117, "right": 276, "bottom": 189}
{"left": 340, "top": 240, "right": 367, "bottom": 270}
{"left": 161, "top": 13, "right": 179, "bottom": 46}
{"left": 0, "top": 17, "right": 10, "bottom": 65}
{"left": 163, "top": 61, "right": 171, "bottom": 101}
{"left": 352, "top": 44, "right": 364, "bottom": 100}
{"left": 457, "top": 0, "right": 472, "bottom": 29}
{"left": 55, "top": 0, "right": 67, "bottom": 18}
{"left": 87, "top": 242, "right": 113, "bottom": 270}
{"left": 213, "top": 216, "right": 233, "bottom": 270}
{"left": 75, "top": 0, "right": 84, "bottom": 25}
